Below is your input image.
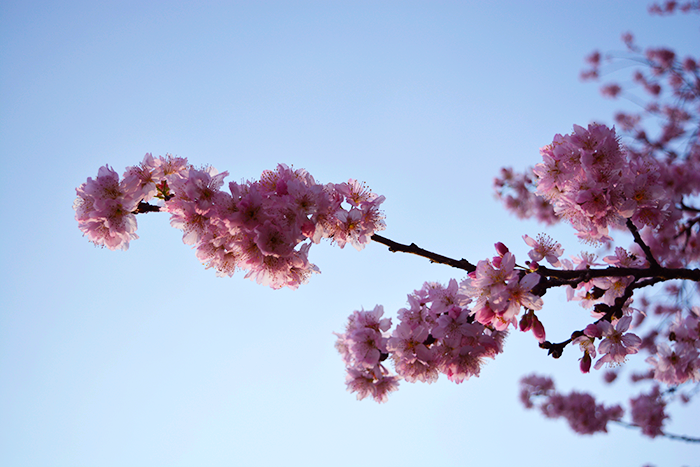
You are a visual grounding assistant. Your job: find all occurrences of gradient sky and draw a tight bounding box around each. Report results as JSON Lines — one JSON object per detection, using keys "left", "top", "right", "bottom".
{"left": 1, "top": 1, "right": 699, "bottom": 466}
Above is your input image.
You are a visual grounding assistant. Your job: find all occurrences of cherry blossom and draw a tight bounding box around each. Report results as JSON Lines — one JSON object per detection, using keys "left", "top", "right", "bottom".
{"left": 593, "top": 316, "right": 642, "bottom": 369}
{"left": 75, "top": 157, "right": 386, "bottom": 289}
{"left": 74, "top": 4, "right": 700, "bottom": 444}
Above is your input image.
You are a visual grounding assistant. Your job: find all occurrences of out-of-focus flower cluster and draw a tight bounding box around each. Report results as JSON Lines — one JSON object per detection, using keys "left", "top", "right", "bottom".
{"left": 520, "top": 374, "right": 624, "bottom": 435}
{"left": 493, "top": 167, "right": 558, "bottom": 225}
{"left": 646, "top": 306, "right": 700, "bottom": 385}
{"left": 648, "top": 1, "right": 700, "bottom": 16}
{"left": 74, "top": 154, "right": 385, "bottom": 289}
{"left": 521, "top": 374, "right": 675, "bottom": 439}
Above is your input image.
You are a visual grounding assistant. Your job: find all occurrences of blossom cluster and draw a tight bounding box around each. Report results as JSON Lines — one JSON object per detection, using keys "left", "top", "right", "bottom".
{"left": 493, "top": 167, "right": 558, "bottom": 225}
{"left": 335, "top": 279, "right": 509, "bottom": 402}
{"left": 579, "top": 28, "right": 700, "bottom": 268}
{"left": 74, "top": 164, "right": 142, "bottom": 251}
{"left": 519, "top": 374, "right": 624, "bottom": 435}
{"left": 334, "top": 306, "right": 400, "bottom": 403}
{"left": 646, "top": 307, "right": 700, "bottom": 385}
{"left": 630, "top": 386, "right": 669, "bottom": 438}
{"left": 534, "top": 123, "right": 670, "bottom": 243}
{"left": 462, "top": 242, "right": 544, "bottom": 332}
{"left": 520, "top": 374, "right": 676, "bottom": 439}
{"left": 74, "top": 154, "right": 386, "bottom": 289}
{"left": 336, "top": 240, "right": 562, "bottom": 402}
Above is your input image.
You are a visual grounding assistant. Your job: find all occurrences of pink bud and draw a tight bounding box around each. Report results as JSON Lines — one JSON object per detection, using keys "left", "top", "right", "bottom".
{"left": 532, "top": 316, "right": 546, "bottom": 343}
{"left": 519, "top": 312, "right": 533, "bottom": 332}
{"left": 579, "top": 353, "right": 592, "bottom": 373}
{"left": 584, "top": 323, "right": 602, "bottom": 338}
{"left": 494, "top": 242, "right": 509, "bottom": 256}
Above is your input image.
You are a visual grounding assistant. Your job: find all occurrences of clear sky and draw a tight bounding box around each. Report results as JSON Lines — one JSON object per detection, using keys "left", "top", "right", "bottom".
{"left": 1, "top": 1, "right": 698, "bottom": 466}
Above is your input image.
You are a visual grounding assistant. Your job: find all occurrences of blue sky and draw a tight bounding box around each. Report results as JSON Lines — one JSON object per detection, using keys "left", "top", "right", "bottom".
{"left": 1, "top": 1, "right": 698, "bottom": 466}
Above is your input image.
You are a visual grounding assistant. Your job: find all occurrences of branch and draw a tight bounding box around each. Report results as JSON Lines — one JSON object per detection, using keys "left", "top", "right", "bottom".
{"left": 540, "top": 276, "right": 638, "bottom": 358}
{"left": 133, "top": 202, "right": 162, "bottom": 214}
{"left": 135, "top": 206, "right": 700, "bottom": 285}
{"left": 534, "top": 264, "right": 700, "bottom": 283}
{"left": 626, "top": 219, "right": 659, "bottom": 268}
{"left": 612, "top": 420, "right": 700, "bottom": 443}
{"left": 371, "top": 234, "right": 476, "bottom": 272}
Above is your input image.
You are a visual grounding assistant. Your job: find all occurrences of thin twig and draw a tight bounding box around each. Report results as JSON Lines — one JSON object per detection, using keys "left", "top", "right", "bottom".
{"left": 612, "top": 420, "right": 700, "bottom": 443}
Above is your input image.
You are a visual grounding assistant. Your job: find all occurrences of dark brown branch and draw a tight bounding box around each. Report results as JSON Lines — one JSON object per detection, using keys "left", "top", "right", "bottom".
{"left": 679, "top": 201, "right": 700, "bottom": 213}
{"left": 133, "top": 202, "right": 162, "bottom": 214}
{"left": 371, "top": 234, "right": 476, "bottom": 272}
{"left": 626, "top": 218, "right": 660, "bottom": 268}
{"left": 540, "top": 276, "right": 638, "bottom": 358}
{"left": 534, "top": 264, "right": 700, "bottom": 282}
{"left": 133, "top": 210, "right": 699, "bottom": 285}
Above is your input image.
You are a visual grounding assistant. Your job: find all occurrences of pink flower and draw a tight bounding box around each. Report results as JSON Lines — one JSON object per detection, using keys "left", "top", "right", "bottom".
{"left": 572, "top": 334, "right": 597, "bottom": 373}
{"left": 603, "top": 247, "right": 648, "bottom": 268}
{"left": 542, "top": 391, "right": 623, "bottom": 435}
{"left": 593, "top": 316, "right": 642, "bottom": 369}
{"left": 348, "top": 328, "right": 385, "bottom": 369}
{"left": 254, "top": 221, "right": 295, "bottom": 258}
{"left": 601, "top": 84, "right": 622, "bottom": 98}
{"left": 345, "top": 368, "right": 400, "bottom": 403}
{"left": 519, "top": 374, "right": 554, "bottom": 408}
{"left": 646, "top": 342, "right": 700, "bottom": 385}
{"left": 335, "top": 179, "right": 378, "bottom": 207}
{"left": 523, "top": 234, "right": 564, "bottom": 267}
{"left": 464, "top": 248, "right": 542, "bottom": 331}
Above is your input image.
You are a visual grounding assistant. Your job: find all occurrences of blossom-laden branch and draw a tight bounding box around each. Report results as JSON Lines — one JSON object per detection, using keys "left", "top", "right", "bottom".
{"left": 74, "top": 156, "right": 387, "bottom": 290}
{"left": 75, "top": 7, "right": 700, "bottom": 444}
{"left": 520, "top": 374, "right": 700, "bottom": 443}
{"left": 335, "top": 122, "right": 700, "bottom": 444}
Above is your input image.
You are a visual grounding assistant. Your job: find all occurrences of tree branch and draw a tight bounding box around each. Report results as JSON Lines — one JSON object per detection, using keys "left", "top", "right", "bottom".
{"left": 133, "top": 202, "right": 162, "bottom": 214}
{"left": 612, "top": 420, "right": 700, "bottom": 443}
{"left": 371, "top": 234, "right": 476, "bottom": 272}
{"left": 626, "top": 218, "right": 659, "bottom": 268}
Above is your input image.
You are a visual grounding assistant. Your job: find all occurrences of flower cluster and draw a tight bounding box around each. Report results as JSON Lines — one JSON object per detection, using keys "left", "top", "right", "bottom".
{"left": 334, "top": 306, "right": 400, "bottom": 403}
{"left": 493, "top": 166, "right": 558, "bottom": 225}
{"left": 646, "top": 307, "right": 700, "bottom": 385}
{"left": 462, "top": 243, "right": 543, "bottom": 332}
{"left": 75, "top": 154, "right": 385, "bottom": 289}
{"left": 534, "top": 123, "right": 670, "bottom": 243}
{"left": 335, "top": 280, "right": 508, "bottom": 402}
{"left": 73, "top": 156, "right": 175, "bottom": 250}
{"left": 578, "top": 26, "right": 700, "bottom": 268}
{"left": 520, "top": 374, "right": 624, "bottom": 435}
{"left": 630, "top": 386, "right": 669, "bottom": 438}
